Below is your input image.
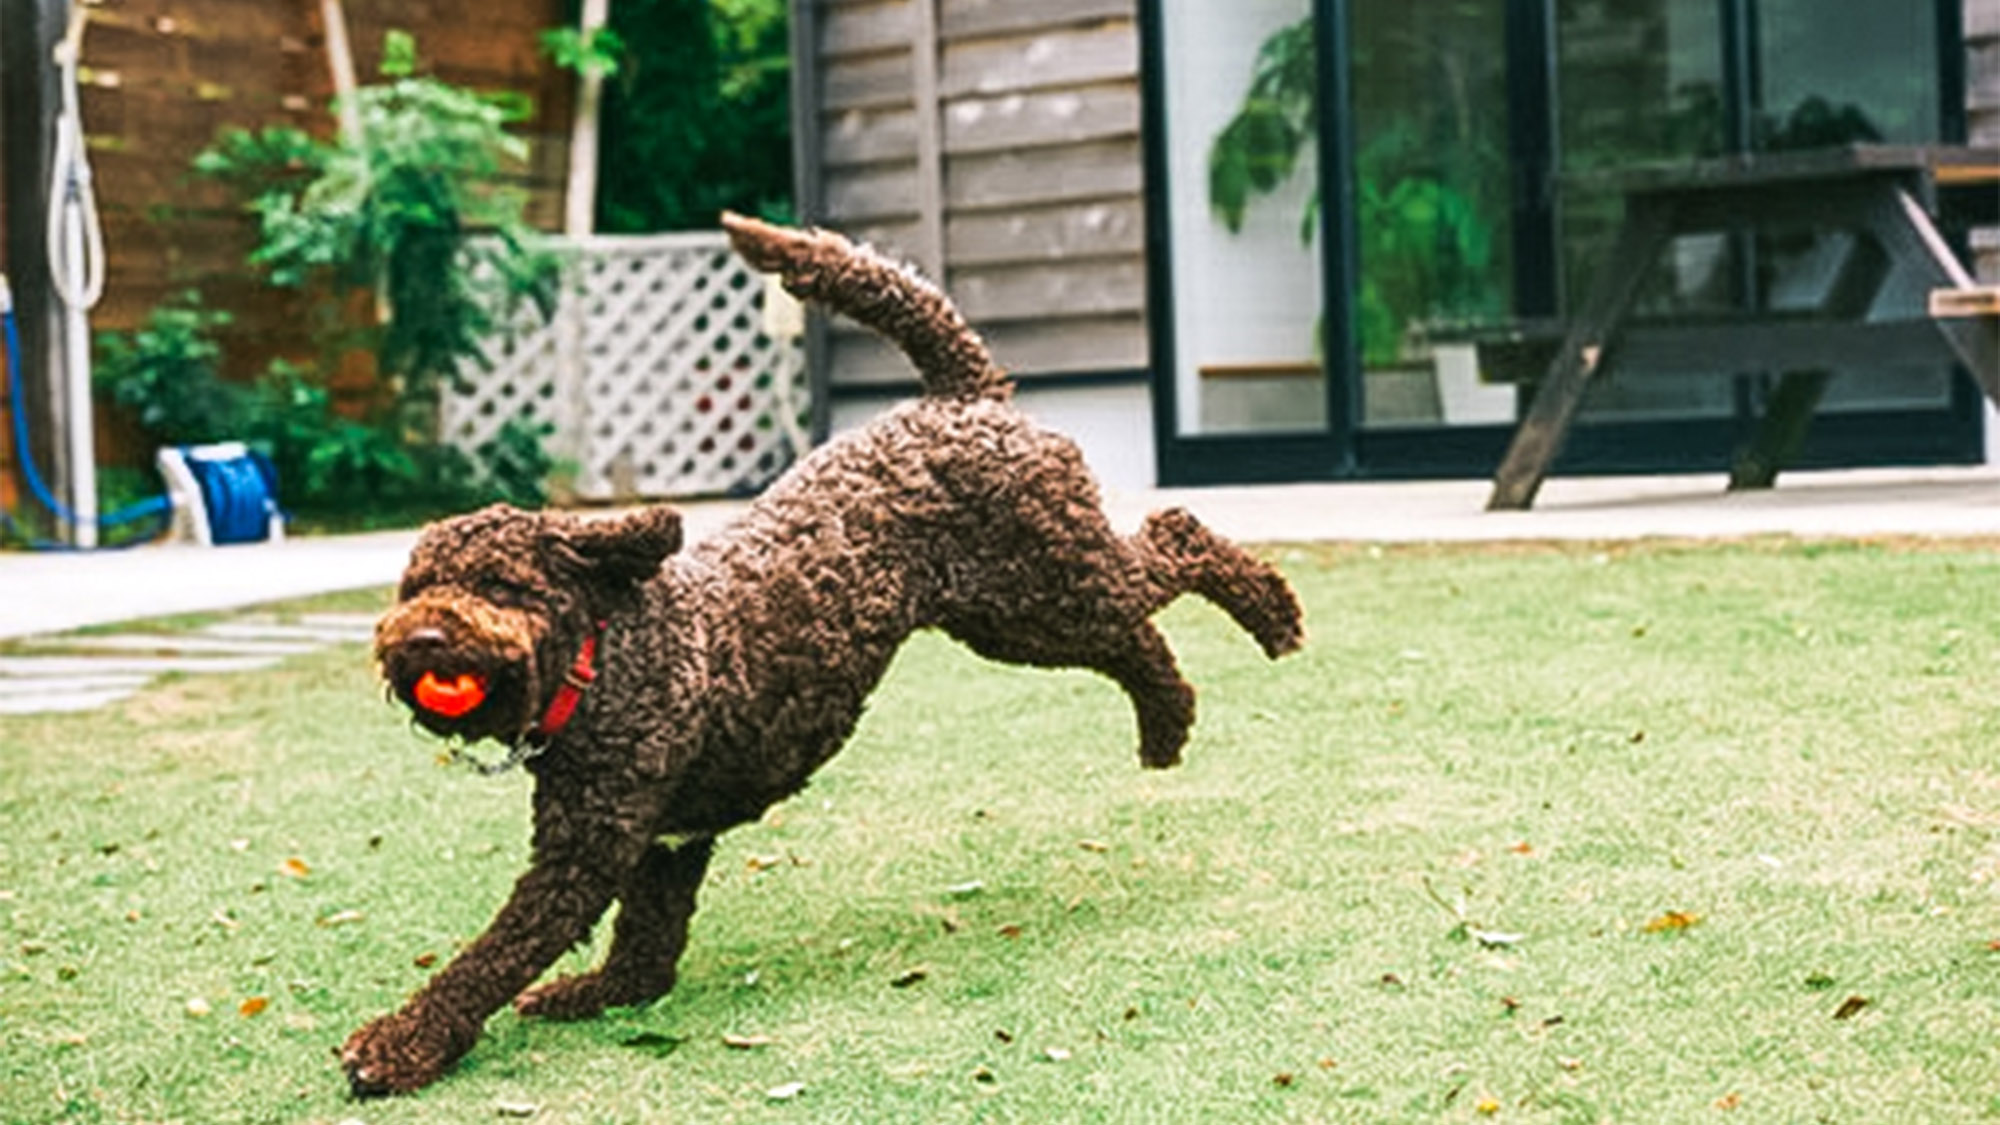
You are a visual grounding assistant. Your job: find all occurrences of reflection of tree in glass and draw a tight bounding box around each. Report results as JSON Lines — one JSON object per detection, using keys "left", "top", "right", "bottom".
{"left": 1207, "top": 13, "right": 1510, "bottom": 365}
{"left": 1759, "top": 97, "right": 1883, "bottom": 151}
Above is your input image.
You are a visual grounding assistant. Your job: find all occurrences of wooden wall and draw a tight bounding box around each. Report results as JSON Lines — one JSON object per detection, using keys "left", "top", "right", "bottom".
{"left": 798, "top": 0, "right": 1148, "bottom": 391}
{"left": 1967, "top": 0, "right": 1998, "bottom": 284}
{"left": 80, "top": 0, "right": 573, "bottom": 344}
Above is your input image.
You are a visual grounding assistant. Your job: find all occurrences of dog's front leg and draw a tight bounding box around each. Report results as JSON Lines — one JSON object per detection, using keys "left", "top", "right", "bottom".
{"left": 515, "top": 835, "right": 716, "bottom": 1020}
{"left": 341, "top": 774, "right": 654, "bottom": 1096}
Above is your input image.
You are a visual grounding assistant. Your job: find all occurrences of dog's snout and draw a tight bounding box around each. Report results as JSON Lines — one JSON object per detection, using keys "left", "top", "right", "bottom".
{"left": 403, "top": 626, "right": 449, "bottom": 650}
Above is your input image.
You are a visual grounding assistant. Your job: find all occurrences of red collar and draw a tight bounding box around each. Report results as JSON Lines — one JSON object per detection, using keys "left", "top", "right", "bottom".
{"left": 532, "top": 623, "right": 604, "bottom": 740}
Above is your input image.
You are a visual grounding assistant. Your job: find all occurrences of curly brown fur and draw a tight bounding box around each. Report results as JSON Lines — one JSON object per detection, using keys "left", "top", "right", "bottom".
{"left": 340, "top": 216, "right": 1304, "bottom": 1096}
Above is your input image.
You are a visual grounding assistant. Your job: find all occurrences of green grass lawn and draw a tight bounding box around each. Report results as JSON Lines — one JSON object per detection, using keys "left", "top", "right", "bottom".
{"left": 3, "top": 539, "right": 1998, "bottom": 1124}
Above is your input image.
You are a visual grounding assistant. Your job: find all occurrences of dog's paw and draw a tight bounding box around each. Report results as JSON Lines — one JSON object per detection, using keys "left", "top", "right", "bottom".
{"left": 340, "top": 1010, "right": 474, "bottom": 1097}
{"left": 515, "top": 970, "right": 673, "bottom": 1021}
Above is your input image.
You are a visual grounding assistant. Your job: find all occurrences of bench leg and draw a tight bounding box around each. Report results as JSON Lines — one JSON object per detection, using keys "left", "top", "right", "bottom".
{"left": 1869, "top": 188, "right": 2000, "bottom": 403}
{"left": 1728, "top": 370, "right": 1831, "bottom": 490}
{"left": 1489, "top": 200, "right": 1676, "bottom": 511}
{"left": 1727, "top": 228, "right": 1889, "bottom": 491}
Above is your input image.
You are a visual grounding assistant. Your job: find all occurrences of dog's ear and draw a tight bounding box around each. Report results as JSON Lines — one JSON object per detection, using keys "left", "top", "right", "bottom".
{"left": 557, "top": 507, "right": 683, "bottom": 585}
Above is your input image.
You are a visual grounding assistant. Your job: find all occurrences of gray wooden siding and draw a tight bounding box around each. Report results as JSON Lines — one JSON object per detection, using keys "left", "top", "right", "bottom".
{"left": 800, "top": 0, "right": 1147, "bottom": 388}
{"left": 1969, "top": 0, "right": 1999, "bottom": 283}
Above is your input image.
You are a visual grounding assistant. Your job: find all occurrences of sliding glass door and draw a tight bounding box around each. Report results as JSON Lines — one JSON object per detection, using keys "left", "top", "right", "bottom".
{"left": 1145, "top": 0, "right": 1349, "bottom": 483}
{"left": 1143, "top": 0, "right": 1975, "bottom": 486}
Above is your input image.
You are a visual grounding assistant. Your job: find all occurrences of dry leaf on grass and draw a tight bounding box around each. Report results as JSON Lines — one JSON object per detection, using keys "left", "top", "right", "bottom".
{"left": 766, "top": 1081, "right": 805, "bottom": 1101}
{"left": 723, "top": 1034, "right": 774, "bottom": 1050}
{"left": 1832, "top": 995, "right": 1870, "bottom": 1020}
{"left": 1641, "top": 910, "right": 1701, "bottom": 933}
{"left": 238, "top": 996, "right": 268, "bottom": 1018}
{"left": 278, "top": 857, "right": 310, "bottom": 879}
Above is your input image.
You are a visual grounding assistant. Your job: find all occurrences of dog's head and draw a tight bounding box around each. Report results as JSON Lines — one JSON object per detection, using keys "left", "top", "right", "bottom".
{"left": 374, "top": 503, "right": 683, "bottom": 743}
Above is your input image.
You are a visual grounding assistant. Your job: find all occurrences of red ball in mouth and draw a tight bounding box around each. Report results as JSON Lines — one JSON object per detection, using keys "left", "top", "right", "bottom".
{"left": 414, "top": 671, "right": 488, "bottom": 718}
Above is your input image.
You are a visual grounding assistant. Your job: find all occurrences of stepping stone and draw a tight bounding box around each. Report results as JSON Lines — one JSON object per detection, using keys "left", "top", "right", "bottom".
{"left": 18, "top": 634, "right": 320, "bottom": 657}
{"left": 294, "top": 612, "right": 383, "bottom": 630}
{"left": 204, "top": 620, "right": 376, "bottom": 640}
{"left": 0, "top": 673, "right": 151, "bottom": 698}
{"left": 203, "top": 622, "right": 375, "bottom": 645}
{"left": 0, "top": 654, "right": 283, "bottom": 677}
{"left": 0, "top": 686, "right": 143, "bottom": 714}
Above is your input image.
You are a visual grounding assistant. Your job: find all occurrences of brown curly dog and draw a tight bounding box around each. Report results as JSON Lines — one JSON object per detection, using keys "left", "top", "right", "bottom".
{"left": 340, "top": 213, "right": 1305, "bottom": 1095}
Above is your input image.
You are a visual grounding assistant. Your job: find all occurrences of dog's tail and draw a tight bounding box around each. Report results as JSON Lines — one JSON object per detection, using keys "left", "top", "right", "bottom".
{"left": 722, "top": 212, "right": 1009, "bottom": 402}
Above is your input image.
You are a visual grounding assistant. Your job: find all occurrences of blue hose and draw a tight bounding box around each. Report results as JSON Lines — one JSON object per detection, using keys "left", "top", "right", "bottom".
{"left": 2, "top": 303, "right": 170, "bottom": 548}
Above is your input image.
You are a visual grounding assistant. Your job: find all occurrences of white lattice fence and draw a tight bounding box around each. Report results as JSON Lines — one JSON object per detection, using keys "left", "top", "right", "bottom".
{"left": 442, "top": 232, "right": 808, "bottom": 501}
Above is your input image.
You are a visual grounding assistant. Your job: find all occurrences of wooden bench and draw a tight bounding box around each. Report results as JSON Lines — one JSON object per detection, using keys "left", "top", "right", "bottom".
{"left": 1487, "top": 144, "right": 2000, "bottom": 510}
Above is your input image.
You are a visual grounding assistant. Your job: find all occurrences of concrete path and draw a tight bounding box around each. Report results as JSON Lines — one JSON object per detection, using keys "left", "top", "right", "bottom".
{"left": 1111, "top": 465, "right": 2000, "bottom": 546}
{"left": 2, "top": 465, "right": 1998, "bottom": 644}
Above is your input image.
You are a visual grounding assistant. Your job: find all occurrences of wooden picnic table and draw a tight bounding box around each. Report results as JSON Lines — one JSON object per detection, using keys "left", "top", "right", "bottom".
{"left": 1487, "top": 144, "right": 2000, "bottom": 511}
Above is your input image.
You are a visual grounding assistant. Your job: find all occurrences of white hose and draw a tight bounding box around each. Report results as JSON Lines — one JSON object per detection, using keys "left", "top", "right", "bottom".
{"left": 47, "top": 5, "right": 105, "bottom": 313}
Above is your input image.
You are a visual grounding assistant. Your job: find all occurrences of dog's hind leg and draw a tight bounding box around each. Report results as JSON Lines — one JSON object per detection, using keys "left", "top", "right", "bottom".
{"left": 1095, "top": 621, "right": 1198, "bottom": 768}
{"left": 946, "top": 613, "right": 1196, "bottom": 769}
{"left": 1135, "top": 508, "right": 1303, "bottom": 658}
{"left": 514, "top": 836, "right": 715, "bottom": 1021}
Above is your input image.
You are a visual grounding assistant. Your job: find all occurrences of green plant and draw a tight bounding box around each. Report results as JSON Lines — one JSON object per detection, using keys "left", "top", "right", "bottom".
{"left": 1208, "top": 17, "right": 1502, "bottom": 365}
{"left": 591, "top": 0, "right": 793, "bottom": 231}
{"left": 473, "top": 417, "right": 561, "bottom": 508}
{"left": 92, "top": 293, "right": 245, "bottom": 445}
{"left": 196, "top": 32, "right": 556, "bottom": 399}
{"left": 168, "top": 31, "right": 557, "bottom": 516}
{"left": 541, "top": 24, "right": 626, "bottom": 80}
{"left": 1352, "top": 128, "right": 1497, "bottom": 366}
{"left": 1207, "top": 17, "right": 1319, "bottom": 241}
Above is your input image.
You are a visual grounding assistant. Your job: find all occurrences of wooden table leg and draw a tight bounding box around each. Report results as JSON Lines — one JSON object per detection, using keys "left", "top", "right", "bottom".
{"left": 1488, "top": 199, "right": 1676, "bottom": 511}
{"left": 1869, "top": 187, "right": 2000, "bottom": 402}
{"left": 1728, "top": 370, "right": 1831, "bottom": 490}
{"left": 1728, "top": 234, "right": 1889, "bottom": 490}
